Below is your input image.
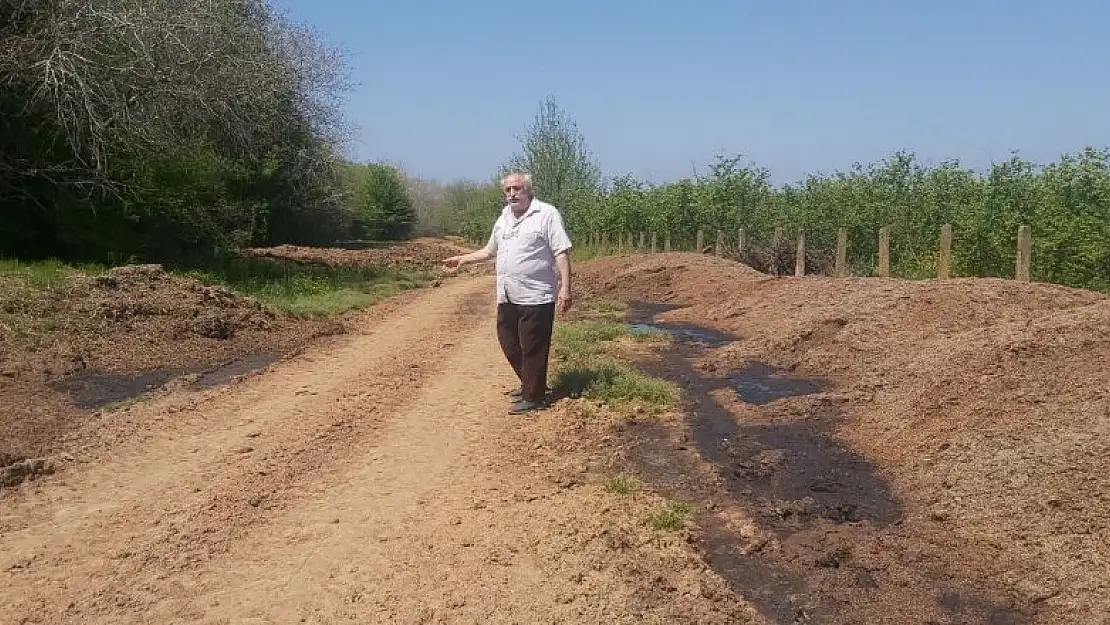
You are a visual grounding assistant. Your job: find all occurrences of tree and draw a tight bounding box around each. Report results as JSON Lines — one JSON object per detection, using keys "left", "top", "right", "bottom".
{"left": 346, "top": 163, "right": 417, "bottom": 241}
{"left": 0, "top": 0, "right": 353, "bottom": 261}
{"left": 500, "top": 97, "right": 602, "bottom": 232}
{"left": 440, "top": 180, "right": 504, "bottom": 243}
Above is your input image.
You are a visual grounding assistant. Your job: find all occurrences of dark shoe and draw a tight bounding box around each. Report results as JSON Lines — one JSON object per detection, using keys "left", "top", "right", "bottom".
{"left": 507, "top": 386, "right": 549, "bottom": 401}
{"left": 509, "top": 399, "right": 546, "bottom": 414}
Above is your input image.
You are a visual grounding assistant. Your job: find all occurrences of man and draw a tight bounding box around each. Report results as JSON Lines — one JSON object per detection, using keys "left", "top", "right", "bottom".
{"left": 442, "top": 172, "right": 573, "bottom": 414}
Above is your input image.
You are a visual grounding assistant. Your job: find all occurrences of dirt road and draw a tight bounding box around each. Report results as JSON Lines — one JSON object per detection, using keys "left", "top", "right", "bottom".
{"left": 0, "top": 276, "right": 751, "bottom": 624}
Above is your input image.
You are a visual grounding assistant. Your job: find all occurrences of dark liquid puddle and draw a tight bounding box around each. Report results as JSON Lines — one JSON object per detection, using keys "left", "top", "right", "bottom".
{"left": 49, "top": 352, "right": 283, "bottom": 409}
{"left": 193, "top": 352, "right": 282, "bottom": 389}
{"left": 626, "top": 300, "right": 738, "bottom": 347}
{"left": 730, "top": 362, "right": 827, "bottom": 405}
{"left": 619, "top": 301, "right": 1034, "bottom": 625}
{"left": 50, "top": 369, "right": 183, "bottom": 409}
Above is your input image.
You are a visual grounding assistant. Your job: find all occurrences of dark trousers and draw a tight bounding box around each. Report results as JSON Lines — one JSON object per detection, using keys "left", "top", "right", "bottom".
{"left": 496, "top": 301, "right": 556, "bottom": 403}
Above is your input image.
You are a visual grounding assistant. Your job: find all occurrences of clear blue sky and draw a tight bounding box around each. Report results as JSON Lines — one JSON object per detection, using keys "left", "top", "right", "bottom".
{"left": 275, "top": 0, "right": 1110, "bottom": 186}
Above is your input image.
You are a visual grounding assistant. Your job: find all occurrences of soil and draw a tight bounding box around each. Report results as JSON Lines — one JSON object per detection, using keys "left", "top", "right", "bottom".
{"left": 0, "top": 263, "right": 342, "bottom": 477}
{"left": 2, "top": 241, "right": 1107, "bottom": 623}
{"left": 576, "top": 251, "right": 1110, "bottom": 625}
{"left": 239, "top": 237, "right": 490, "bottom": 274}
{"left": 0, "top": 269, "right": 763, "bottom": 624}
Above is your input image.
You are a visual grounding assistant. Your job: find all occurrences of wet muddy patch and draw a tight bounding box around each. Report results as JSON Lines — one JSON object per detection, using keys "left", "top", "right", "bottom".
{"left": 627, "top": 300, "right": 738, "bottom": 347}
{"left": 719, "top": 416, "right": 902, "bottom": 527}
{"left": 48, "top": 351, "right": 285, "bottom": 409}
{"left": 614, "top": 299, "right": 1034, "bottom": 625}
{"left": 49, "top": 369, "right": 182, "bottom": 409}
{"left": 730, "top": 362, "right": 827, "bottom": 405}
{"left": 193, "top": 352, "right": 282, "bottom": 389}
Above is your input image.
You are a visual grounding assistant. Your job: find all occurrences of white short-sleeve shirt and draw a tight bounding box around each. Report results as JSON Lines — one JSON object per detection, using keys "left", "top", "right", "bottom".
{"left": 483, "top": 198, "right": 573, "bottom": 305}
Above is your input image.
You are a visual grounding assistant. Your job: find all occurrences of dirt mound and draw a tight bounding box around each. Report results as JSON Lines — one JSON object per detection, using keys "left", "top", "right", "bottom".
{"left": 575, "top": 252, "right": 1110, "bottom": 623}
{"left": 0, "top": 454, "right": 54, "bottom": 488}
{"left": 240, "top": 237, "right": 480, "bottom": 273}
{"left": 0, "top": 264, "right": 338, "bottom": 475}
{"left": 575, "top": 252, "right": 769, "bottom": 303}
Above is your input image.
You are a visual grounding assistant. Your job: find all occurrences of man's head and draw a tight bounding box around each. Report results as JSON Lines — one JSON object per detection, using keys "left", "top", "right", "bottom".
{"left": 501, "top": 172, "right": 534, "bottom": 213}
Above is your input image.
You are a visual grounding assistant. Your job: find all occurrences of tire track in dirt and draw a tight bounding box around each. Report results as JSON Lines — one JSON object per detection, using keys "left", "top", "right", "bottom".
{"left": 0, "top": 277, "right": 497, "bottom": 623}
{"left": 2, "top": 274, "right": 768, "bottom": 625}
{"left": 138, "top": 313, "right": 758, "bottom": 625}
{"left": 137, "top": 311, "right": 559, "bottom": 624}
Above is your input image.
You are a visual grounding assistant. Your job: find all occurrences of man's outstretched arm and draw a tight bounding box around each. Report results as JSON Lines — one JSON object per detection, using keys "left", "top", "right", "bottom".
{"left": 442, "top": 247, "right": 495, "bottom": 271}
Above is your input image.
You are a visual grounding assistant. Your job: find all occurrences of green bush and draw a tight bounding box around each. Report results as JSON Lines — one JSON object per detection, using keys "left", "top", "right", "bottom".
{"left": 343, "top": 163, "right": 418, "bottom": 241}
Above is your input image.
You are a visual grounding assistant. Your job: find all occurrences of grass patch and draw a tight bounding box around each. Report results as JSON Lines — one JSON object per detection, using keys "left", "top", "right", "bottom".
{"left": 552, "top": 360, "right": 677, "bottom": 406}
{"left": 604, "top": 473, "right": 642, "bottom": 495}
{"left": 0, "top": 256, "right": 432, "bottom": 319}
{"left": 184, "top": 257, "right": 433, "bottom": 317}
{"left": 572, "top": 296, "right": 628, "bottom": 322}
{"left": 568, "top": 244, "right": 618, "bottom": 263}
{"left": 549, "top": 313, "right": 679, "bottom": 409}
{"left": 0, "top": 258, "right": 106, "bottom": 291}
{"left": 648, "top": 501, "right": 691, "bottom": 531}
{"left": 553, "top": 320, "right": 630, "bottom": 358}
{"left": 627, "top": 325, "right": 674, "bottom": 344}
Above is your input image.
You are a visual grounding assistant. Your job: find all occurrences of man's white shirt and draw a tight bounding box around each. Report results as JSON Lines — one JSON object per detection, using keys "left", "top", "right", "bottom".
{"left": 482, "top": 198, "right": 573, "bottom": 305}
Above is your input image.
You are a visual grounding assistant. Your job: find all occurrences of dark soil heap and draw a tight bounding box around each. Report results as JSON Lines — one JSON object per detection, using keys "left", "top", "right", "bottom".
{"left": 575, "top": 251, "right": 1110, "bottom": 624}
{"left": 240, "top": 237, "right": 482, "bottom": 273}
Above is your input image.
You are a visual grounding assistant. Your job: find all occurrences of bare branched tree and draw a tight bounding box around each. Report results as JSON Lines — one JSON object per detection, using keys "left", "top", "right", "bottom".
{"left": 0, "top": 0, "right": 355, "bottom": 258}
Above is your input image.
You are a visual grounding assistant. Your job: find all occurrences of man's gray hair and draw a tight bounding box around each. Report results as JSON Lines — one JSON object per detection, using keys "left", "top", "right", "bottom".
{"left": 500, "top": 171, "right": 534, "bottom": 192}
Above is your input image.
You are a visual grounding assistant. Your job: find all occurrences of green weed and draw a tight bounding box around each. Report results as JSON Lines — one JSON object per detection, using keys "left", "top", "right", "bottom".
{"left": 0, "top": 256, "right": 429, "bottom": 318}
{"left": 648, "top": 502, "right": 691, "bottom": 531}
{"left": 0, "top": 258, "right": 106, "bottom": 291}
{"left": 185, "top": 258, "right": 432, "bottom": 317}
{"left": 551, "top": 360, "right": 677, "bottom": 407}
{"left": 550, "top": 315, "right": 678, "bottom": 409}
{"left": 604, "top": 473, "right": 642, "bottom": 495}
{"left": 552, "top": 321, "right": 629, "bottom": 358}
{"left": 627, "top": 325, "right": 673, "bottom": 343}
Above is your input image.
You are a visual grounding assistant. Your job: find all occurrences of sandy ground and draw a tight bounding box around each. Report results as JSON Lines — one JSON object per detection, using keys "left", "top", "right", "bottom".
{"left": 0, "top": 275, "right": 758, "bottom": 624}
{"left": 3, "top": 245, "right": 1107, "bottom": 624}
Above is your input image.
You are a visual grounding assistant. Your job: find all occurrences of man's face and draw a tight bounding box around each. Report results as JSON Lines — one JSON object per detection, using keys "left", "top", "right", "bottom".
{"left": 502, "top": 176, "right": 532, "bottom": 212}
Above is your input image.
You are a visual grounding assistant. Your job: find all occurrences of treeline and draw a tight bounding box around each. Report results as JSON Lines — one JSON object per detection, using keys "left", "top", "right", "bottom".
{"left": 7, "top": 2, "right": 1105, "bottom": 297}
{"left": 587, "top": 149, "right": 1110, "bottom": 292}
{"left": 436, "top": 99, "right": 1110, "bottom": 292}
{"left": 0, "top": 0, "right": 416, "bottom": 264}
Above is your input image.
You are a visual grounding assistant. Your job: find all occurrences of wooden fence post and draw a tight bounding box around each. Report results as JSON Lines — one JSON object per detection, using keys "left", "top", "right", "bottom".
{"left": 835, "top": 228, "right": 848, "bottom": 277}
{"left": 737, "top": 228, "right": 746, "bottom": 256}
{"left": 772, "top": 227, "right": 784, "bottom": 275}
{"left": 795, "top": 232, "right": 806, "bottom": 277}
{"left": 651, "top": 232, "right": 657, "bottom": 253}
{"left": 696, "top": 228, "right": 705, "bottom": 253}
{"left": 938, "top": 224, "right": 952, "bottom": 279}
{"left": 716, "top": 230, "right": 723, "bottom": 257}
{"left": 1016, "top": 224, "right": 1032, "bottom": 281}
{"left": 877, "top": 226, "right": 891, "bottom": 277}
